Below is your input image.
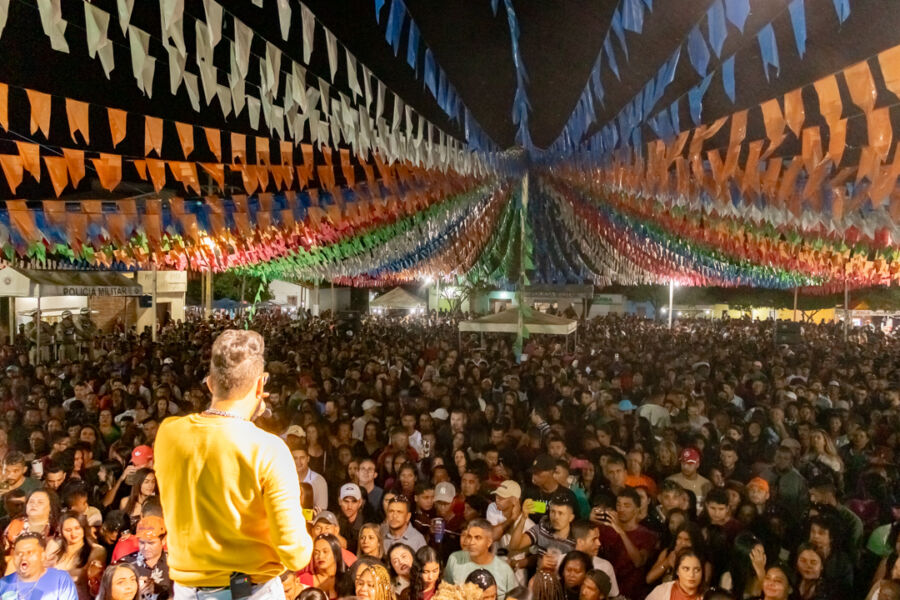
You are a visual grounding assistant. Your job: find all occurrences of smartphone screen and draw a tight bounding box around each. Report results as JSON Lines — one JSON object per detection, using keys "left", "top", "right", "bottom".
{"left": 531, "top": 501, "right": 547, "bottom": 513}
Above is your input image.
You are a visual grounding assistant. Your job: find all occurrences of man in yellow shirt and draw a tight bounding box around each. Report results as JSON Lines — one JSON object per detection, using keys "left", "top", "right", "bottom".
{"left": 155, "top": 329, "right": 313, "bottom": 600}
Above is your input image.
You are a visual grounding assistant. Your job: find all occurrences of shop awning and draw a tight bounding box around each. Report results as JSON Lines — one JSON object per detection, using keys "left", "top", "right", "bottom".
{"left": 0, "top": 266, "right": 143, "bottom": 297}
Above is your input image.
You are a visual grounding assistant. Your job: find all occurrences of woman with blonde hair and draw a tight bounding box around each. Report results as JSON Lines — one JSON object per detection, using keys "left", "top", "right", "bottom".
{"left": 358, "top": 522, "right": 386, "bottom": 560}
{"left": 356, "top": 562, "right": 397, "bottom": 600}
{"left": 802, "top": 429, "right": 844, "bottom": 476}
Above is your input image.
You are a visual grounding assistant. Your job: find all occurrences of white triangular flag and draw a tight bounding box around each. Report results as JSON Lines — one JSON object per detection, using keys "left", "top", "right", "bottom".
{"left": 375, "top": 80, "right": 385, "bottom": 119}
{"left": 128, "top": 25, "right": 151, "bottom": 92}
{"left": 142, "top": 55, "right": 156, "bottom": 98}
{"left": 318, "top": 79, "right": 330, "bottom": 116}
{"left": 159, "top": 0, "right": 185, "bottom": 58}
{"left": 198, "top": 59, "right": 218, "bottom": 104}
{"left": 116, "top": 0, "right": 134, "bottom": 36}
{"left": 0, "top": 0, "right": 8, "bottom": 40}
{"left": 229, "top": 44, "right": 246, "bottom": 116}
{"left": 392, "top": 94, "right": 403, "bottom": 130}
{"left": 362, "top": 67, "right": 373, "bottom": 110}
{"left": 272, "top": 105, "right": 285, "bottom": 139}
{"left": 248, "top": 96, "right": 262, "bottom": 129}
{"left": 233, "top": 18, "right": 253, "bottom": 78}
{"left": 300, "top": 3, "right": 315, "bottom": 64}
{"left": 276, "top": 0, "right": 291, "bottom": 40}
{"left": 265, "top": 42, "right": 282, "bottom": 97}
{"left": 166, "top": 42, "right": 186, "bottom": 94}
{"left": 292, "top": 63, "right": 307, "bottom": 111}
{"left": 203, "top": 0, "right": 222, "bottom": 49}
{"left": 183, "top": 71, "right": 200, "bottom": 111}
{"left": 324, "top": 28, "right": 338, "bottom": 82}
{"left": 37, "top": 0, "right": 69, "bottom": 53}
{"left": 216, "top": 84, "right": 232, "bottom": 118}
{"left": 345, "top": 49, "right": 361, "bottom": 98}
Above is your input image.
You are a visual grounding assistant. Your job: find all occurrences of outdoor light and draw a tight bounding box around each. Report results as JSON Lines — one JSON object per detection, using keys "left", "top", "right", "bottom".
{"left": 424, "top": 275, "right": 434, "bottom": 285}
{"left": 705, "top": 309, "right": 711, "bottom": 315}
{"left": 678, "top": 312, "right": 683, "bottom": 316}
{"left": 660, "top": 307, "right": 667, "bottom": 313}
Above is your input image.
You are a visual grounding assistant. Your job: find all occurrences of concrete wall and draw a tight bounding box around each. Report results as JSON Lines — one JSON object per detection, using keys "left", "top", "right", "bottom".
{"left": 135, "top": 271, "right": 187, "bottom": 333}
{"left": 270, "top": 280, "right": 351, "bottom": 316}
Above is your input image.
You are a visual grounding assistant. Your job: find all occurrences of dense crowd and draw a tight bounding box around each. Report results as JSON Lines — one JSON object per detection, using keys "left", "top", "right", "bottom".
{"left": 0, "top": 309, "right": 898, "bottom": 600}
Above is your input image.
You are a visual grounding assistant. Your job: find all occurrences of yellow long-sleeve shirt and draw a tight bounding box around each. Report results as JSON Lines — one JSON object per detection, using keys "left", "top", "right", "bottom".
{"left": 154, "top": 414, "right": 313, "bottom": 587}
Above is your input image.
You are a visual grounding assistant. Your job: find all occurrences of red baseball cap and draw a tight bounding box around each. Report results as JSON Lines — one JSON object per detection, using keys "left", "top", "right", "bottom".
{"left": 679, "top": 447, "right": 701, "bottom": 465}
{"left": 131, "top": 445, "right": 154, "bottom": 467}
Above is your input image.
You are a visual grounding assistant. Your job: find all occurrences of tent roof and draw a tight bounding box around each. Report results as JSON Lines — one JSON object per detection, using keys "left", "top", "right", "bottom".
{"left": 0, "top": 266, "right": 143, "bottom": 298}
{"left": 458, "top": 308, "right": 577, "bottom": 335}
{"left": 370, "top": 287, "right": 425, "bottom": 309}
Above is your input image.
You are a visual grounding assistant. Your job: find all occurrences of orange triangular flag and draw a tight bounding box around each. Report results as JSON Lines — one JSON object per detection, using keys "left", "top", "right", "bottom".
{"left": 108, "top": 108, "right": 128, "bottom": 147}
{"left": 783, "top": 89, "right": 805, "bottom": 138}
{"left": 132, "top": 159, "right": 148, "bottom": 180}
{"left": 204, "top": 128, "right": 221, "bottom": 161}
{"left": 16, "top": 141, "right": 41, "bottom": 182}
{"left": 844, "top": 60, "right": 877, "bottom": 114}
{"left": 878, "top": 46, "right": 900, "bottom": 102}
{"left": 146, "top": 159, "right": 167, "bottom": 192}
{"left": 25, "top": 89, "right": 51, "bottom": 137}
{"left": 199, "top": 163, "right": 225, "bottom": 190}
{"left": 240, "top": 165, "right": 259, "bottom": 194}
{"left": 42, "top": 200, "right": 66, "bottom": 227}
{"left": 0, "top": 155, "right": 24, "bottom": 193}
{"left": 760, "top": 99, "right": 786, "bottom": 159}
{"left": 256, "top": 164, "right": 269, "bottom": 191}
{"left": 7, "top": 200, "right": 40, "bottom": 242}
{"left": 65, "top": 98, "right": 90, "bottom": 144}
{"left": 43, "top": 156, "right": 69, "bottom": 197}
{"left": 91, "top": 154, "right": 122, "bottom": 192}
{"left": 175, "top": 122, "right": 194, "bottom": 157}
{"left": 827, "top": 119, "right": 847, "bottom": 167}
{"left": 0, "top": 83, "right": 8, "bottom": 131}
{"left": 232, "top": 133, "right": 246, "bottom": 164}
{"left": 814, "top": 74, "right": 843, "bottom": 127}
{"left": 62, "top": 148, "right": 85, "bottom": 187}
{"left": 867, "top": 107, "right": 892, "bottom": 160}
{"left": 256, "top": 137, "right": 270, "bottom": 165}
{"left": 280, "top": 141, "right": 293, "bottom": 165}
{"left": 145, "top": 116, "right": 164, "bottom": 156}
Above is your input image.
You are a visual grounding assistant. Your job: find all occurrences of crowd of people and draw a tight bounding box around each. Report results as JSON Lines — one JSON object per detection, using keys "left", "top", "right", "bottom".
{"left": 0, "top": 308, "right": 898, "bottom": 600}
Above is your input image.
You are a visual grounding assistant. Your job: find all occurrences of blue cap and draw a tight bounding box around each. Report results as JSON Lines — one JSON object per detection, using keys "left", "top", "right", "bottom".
{"left": 618, "top": 399, "right": 636, "bottom": 412}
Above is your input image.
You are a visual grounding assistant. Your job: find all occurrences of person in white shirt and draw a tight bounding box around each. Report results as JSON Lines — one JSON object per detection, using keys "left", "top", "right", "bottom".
{"left": 571, "top": 520, "right": 620, "bottom": 597}
{"left": 353, "top": 399, "right": 382, "bottom": 441}
{"left": 485, "top": 480, "right": 535, "bottom": 587}
{"left": 400, "top": 413, "right": 423, "bottom": 456}
{"left": 289, "top": 441, "right": 328, "bottom": 511}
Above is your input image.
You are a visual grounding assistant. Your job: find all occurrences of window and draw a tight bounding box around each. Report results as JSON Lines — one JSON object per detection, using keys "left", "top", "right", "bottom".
{"left": 287, "top": 295, "right": 298, "bottom": 306}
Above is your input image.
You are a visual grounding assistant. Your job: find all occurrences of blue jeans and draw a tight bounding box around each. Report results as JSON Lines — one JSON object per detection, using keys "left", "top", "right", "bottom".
{"left": 173, "top": 577, "right": 284, "bottom": 600}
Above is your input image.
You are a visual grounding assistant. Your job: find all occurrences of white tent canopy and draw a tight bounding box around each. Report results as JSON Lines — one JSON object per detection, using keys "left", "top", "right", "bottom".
{"left": 370, "top": 287, "right": 425, "bottom": 310}
{"left": 458, "top": 308, "right": 577, "bottom": 335}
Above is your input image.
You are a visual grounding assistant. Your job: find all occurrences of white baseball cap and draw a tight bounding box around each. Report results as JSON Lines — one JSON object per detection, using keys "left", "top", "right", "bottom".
{"left": 434, "top": 481, "right": 456, "bottom": 503}
{"left": 340, "top": 483, "right": 362, "bottom": 500}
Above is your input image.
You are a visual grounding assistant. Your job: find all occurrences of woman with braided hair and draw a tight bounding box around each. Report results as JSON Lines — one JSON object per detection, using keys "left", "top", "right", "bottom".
{"left": 356, "top": 562, "right": 397, "bottom": 600}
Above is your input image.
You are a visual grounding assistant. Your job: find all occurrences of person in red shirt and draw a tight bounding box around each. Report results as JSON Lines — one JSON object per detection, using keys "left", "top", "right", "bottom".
{"left": 597, "top": 487, "right": 658, "bottom": 600}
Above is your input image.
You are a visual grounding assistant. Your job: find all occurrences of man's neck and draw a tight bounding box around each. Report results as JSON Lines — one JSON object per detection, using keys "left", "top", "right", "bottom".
{"left": 297, "top": 468, "right": 310, "bottom": 480}
{"left": 360, "top": 480, "right": 374, "bottom": 492}
{"left": 470, "top": 550, "right": 493, "bottom": 566}
{"left": 18, "top": 569, "right": 46, "bottom": 583}
{"left": 540, "top": 481, "right": 559, "bottom": 493}
{"left": 390, "top": 523, "right": 407, "bottom": 537}
{"left": 209, "top": 397, "right": 256, "bottom": 420}
{"left": 620, "top": 518, "right": 639, "bottom": 532}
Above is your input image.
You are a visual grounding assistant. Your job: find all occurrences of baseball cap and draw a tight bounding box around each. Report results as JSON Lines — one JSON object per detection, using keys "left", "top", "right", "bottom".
{"left": 313, "top": 511, "right": 339, "bottom": 526}
{"left": 430, "top": 408, "right": 449, "bottom": 420}
{"left": 492, "top": 480, "right": 522, "bottom": 499}
{"left": 532, "top": 454, "right": 556, "bottom": 472}
{"left": 434, "top": 481, "right": 456, "bottom": 503}
{"left": 136, "top": 516, "right": 166, "bottom": 540}
{"left": 828, "top": 380, "right": 841, "bottom": 387}
{"left": 340, "top": 483, "right": 362, "bottom": 500}
{"left": 679, "top": 447, "right": 701, "bottom": 465}
{"left": 162, "top": 357, "right": 174, "bottom": 365}
{"left": 362, "top": 399, "right": 381, "bottom": 411}
{"left": 284, "top": 425, "right": 306, "bottom": 439}
{"left": 618, "top": 399, "right": 636, "bottom": 412}
{"left": 747, "top": 477, "right": 770, "bottom": 493}
{"left": 131, "top": 445, "right": 153, "bottom": 467}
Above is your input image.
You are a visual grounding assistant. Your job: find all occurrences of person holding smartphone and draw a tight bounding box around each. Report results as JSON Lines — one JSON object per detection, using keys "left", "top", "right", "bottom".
{"left": 507, "top": 493, "right": 577, "bottom": 572}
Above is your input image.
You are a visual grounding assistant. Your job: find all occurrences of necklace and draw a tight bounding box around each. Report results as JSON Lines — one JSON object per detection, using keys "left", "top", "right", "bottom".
{"left": 202, "top": 408, "right": 248, "bottom": 421}
{"left": 16, "top": 576, "right": 39, "bottom": 600}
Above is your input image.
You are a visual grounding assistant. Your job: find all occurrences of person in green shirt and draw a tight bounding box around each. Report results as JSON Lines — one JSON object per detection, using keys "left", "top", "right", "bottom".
{"left": 443, "top": 520, "right": 518, "bottom": 600}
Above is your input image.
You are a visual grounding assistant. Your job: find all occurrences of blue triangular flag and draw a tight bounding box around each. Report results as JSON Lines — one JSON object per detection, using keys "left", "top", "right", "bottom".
{"left": 406, "top": 22, "right": 420, "bottom": 71}
{"left": 642, "top": 0, "right": 653, "bottom": 9}
{"left": 832, "top": 0, "right": 850, "bottom": 23}
{"left": 610, "top": 9, "right": 629, "bottom": 60}
{"left": 757, "top": 23, "right": 780, "bottom": 81}
{"left": 385, "top": 0, "right": 407, "bottom": 56}
{"left": 707, "top": 0, "right": 727, "bottom": 58}
{"left": 604, "top": 35, "right": 621, "bottom": 80}
{"left": 623, "top": 0, "right": 644, "bottom": 33}
{"left": 492, "top": 0, "right": 500, "bottom": 16}
{"left": 724, "top": 0, "right": 750, "bottom": 32}
{"left": 688, "top": 73, "right": 714, "bottom": 125}
{"left": 687, "top": 25, "right": 711, "bottom": 77}
{"left": 722, "top": 55, "right": 736, "bottom": 102}
{"left": 788, "top": 0, "right": 807, "bottom": 58}
{"left": 375, "top": 0, "right": 386, "bottom": 23}
{"left": 424, "top": 49, "right": 437, "bottom": 95}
